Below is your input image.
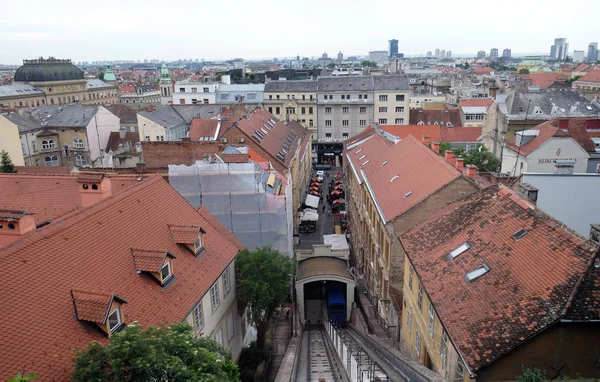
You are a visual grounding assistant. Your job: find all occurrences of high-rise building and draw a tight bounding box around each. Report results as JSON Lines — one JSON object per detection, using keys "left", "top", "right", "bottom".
{"left": 435, "top": 48, "right": 440, "bottom": 58}
{"left": 502, "top": 48, "right": 511, "bottom": 58}
{"left": 477, "top": 50, "right": 486, "bottom": 59}
{"left": 550, "top": 38, "right": 568, "bottom": 60}
{"left": 337, "top": 51, "right": 343, "bottom": 63}
{"left": 490, "top": 48, "right": 498, "bottom": 61}
{"left": 588, "top": 42, "right": 598, "bottom": 63}
{"left": 426, "top": 51, "right": 432, "bottom": 57}
{"left": 389, "top": 39, "right": 399, "bottom": 59}
{"left": 573, "top": 50, "right": 585, "bottom": 63}
{"left": 440, "top": 49, "right": 446, "bottom": 59}
{"left": 446, "top": 51, "right": 452, "bottom": 58}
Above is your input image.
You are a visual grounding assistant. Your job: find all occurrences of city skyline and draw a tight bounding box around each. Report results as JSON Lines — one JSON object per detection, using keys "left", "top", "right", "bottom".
{"left": 2, "top": 0, "right": 599, "bottom": 64}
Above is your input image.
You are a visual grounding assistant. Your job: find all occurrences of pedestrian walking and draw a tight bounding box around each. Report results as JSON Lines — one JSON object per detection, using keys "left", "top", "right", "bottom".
{"left": 322, "top": 205, "right": 326, "bottom": 212}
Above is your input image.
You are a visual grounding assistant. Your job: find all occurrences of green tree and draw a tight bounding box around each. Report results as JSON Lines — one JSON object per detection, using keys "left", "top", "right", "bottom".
{"left": 437, "top": 141, "right": 452, "bottom": 156}
{"left": 461, "top": 145, "right": 500, "bottom": 172}
{"left": 7, "top": 372, "right": 39, "bottom": 382}
{"left": 566, "top": 75, "right": 582, "bottom": 84}
{"left": 516, "top": 366, "right": 547, "bottom": 382}
{"left": 98, "top": 71, "right": 105, "bottom": 80}
{"left": 361, "top": 60, "right": 377, "bottom": 68}
{"left": 518, "top": 68, "right": 530, "bottom": 74}
{"left": 236, "top": 246, "right": 295, "bottom": 350}
{"left": 1, "top": 150, "right": 16, "bottom": 173}
{"left": 72, "top": 322, "right": 239, "bottom": 382}
{"left": 327, "top": 63, "right": 336, "bottom": 69}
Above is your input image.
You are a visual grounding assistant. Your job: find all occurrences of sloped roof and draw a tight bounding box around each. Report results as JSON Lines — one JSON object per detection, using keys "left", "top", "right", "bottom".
{"left": 539, "top": 118, "right": 600, "bottom": 153}
{"left": 459, "top": 99, "right": 493, "bottom": 108}
{"left": 0, "top": 83, "right": 45, "bottom": 99}
{"left": 71, "top": 290, "right": 126, "bottom": 323}
{"left": 361, "top": 135, "right": 461, "bottom": 222}
{"left": 344, "top": 131, "right": 393, "bottom": 183}
{"left": 106, "top": 104, "right": 138, "bottom": 124}
{"left": 372, "top": 75, "right": 409, "bottom": 91}
{"left": 317, "top": 76, "right": 375, "bottom": 92}
{"left": 131, "top": 249, "right": 172, "bottom": 272}
{"left": 565, "top": 259, "right": 600, "bottom": 321}
{"left": 380, "top": 125, "right": 442, "bottom": 142}
{"left": 264, "top": 80, "right": 318, "bottom": 92}
{"left": 0, "top": 173, "right": 148, "bottom": 224}
{"left": 576, "top": 71, "right": 600, "bottom": 84}
{"left": 505, "top": 88, "right": 600, "bottom": 118}
{"left": 3, "top": 105, "right": 99, "bottom": 132}
{"left": 189, "top": 119, "right": 219, "bottom": 140}
{"left": 235, "top": 108, "right": 311, "bottom": 171}
{"left": 0, "top": 175, "right": 241, "bottom": 380}
{"left": 504, "top": 123, "right": 570, "bottom": 156}
{"left": 409, "top": 108, "right": 463, "bottom": 127}
{"left": 440, "top": 127, "right": 482, "bottom": 143}
{"left": 168, "top": 224, "right": 199, "bottom": 244}
{"left": 400, "top": 185, "right": 598, "bottom": 372}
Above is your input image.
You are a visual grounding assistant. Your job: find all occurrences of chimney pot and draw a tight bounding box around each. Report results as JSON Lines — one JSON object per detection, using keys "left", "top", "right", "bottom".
{"left": 78, "top": 175, "right": 112, "bottom": 208}
{"left": 422, "top": 134, "right": 431, "bottom": 145}
{"left": 445, "top": 150, "right": 456, "bottom": 165}
{"left": 466, "top": 164, "right": 477, "bottom": 179}
{"left": 431, "top": 141, "right": 440, "bottom": 154}
{"left": 0, "top": 212, "right": 36, "bottom": 248}
{"left": 455, "top": 157, "right": 465, "bottom": 171}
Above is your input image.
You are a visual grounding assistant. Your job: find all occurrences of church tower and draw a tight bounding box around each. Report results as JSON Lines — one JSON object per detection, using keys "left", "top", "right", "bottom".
{"left": 159, "top": 63, "right": 172, "bottom": 105}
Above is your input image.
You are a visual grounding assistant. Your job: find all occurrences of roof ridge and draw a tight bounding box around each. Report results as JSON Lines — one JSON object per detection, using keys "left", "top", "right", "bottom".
{"left": 404, "top": 135, "right": 462, "bottom": 177}
{"left": 0, "top": 175, "right": 164, "bottom": 258}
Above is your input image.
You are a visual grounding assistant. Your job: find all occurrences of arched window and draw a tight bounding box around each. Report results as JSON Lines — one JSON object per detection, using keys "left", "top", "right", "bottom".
{"left": 42, "top": 139, "right": 56, "bottom": 150}
{"left": 73, "top": 137, "right": 84, "bottom": 149}
{"left": 44, "top": 155, "right": 59, "bottom": 167}
{"left": 75, "top": 154, "right": 86, "bottom": 167}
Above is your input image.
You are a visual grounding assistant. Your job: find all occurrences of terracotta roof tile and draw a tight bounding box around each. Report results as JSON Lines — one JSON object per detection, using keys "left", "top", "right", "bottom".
{"left": 400, "top": 185, "right": 598, "bottom": 372}
{"left": 543, "top": 117, "right": 600, "bottom": 152}
{"left": 0, "top": 176, "right": 242, "bottom": 379}
{"left": 565, "top": 259, "right": 600, "bottom": 321}
{"left": 380, "top": 125, "right": 442, "bottom": 142}
{"left": 71, "top": 290, "right": 124, "bottom": 323}
{"left": 576, "top": 71, "right": 600, "bottom": 84}
{"left": 131, "top": 249, "right": 172, "bottom": 272}
{"left": 168, "top": 224, "right": 199, "bottom": 244}
{"left": 189, "top": 119, "right": 219, "bottom": 141}
{"left": 505, "top": 122, "right": 570, "bottom": 156}
{"left": 105, "top": 104, "right": 138, "bottom": 125}
{"left": 0, "top": 209, "right": 30, "bottom": 220}
{"left": 0, "top": 173, "right": 149, "bottom": 224}
{"left": 409, "top": 108, "right": 463, "bottom": 127}
{"left": 76, "top": 173, "right": 105, "bottom": 183}
{"left": 459, "top": 99, "right": 494, "bottom": 108}
{"left": 441, "top": 127, "right": 482, "bottom": 143}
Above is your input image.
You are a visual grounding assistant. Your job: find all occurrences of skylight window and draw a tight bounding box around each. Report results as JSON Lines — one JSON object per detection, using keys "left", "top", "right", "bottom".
{"left": 512, "top": 229, "right": 528, "bottom": 241}
{"left": 381, "top": 161, "right": 388, "bottom": 167}
{"left": 390, "top": 175, "right": 399, "bottom": 182}
{"left": 361, "top": 160, "right": 369, "bottom": 166}
{"left": 403, "top": 191, "right": 413, "bottom": 198}
{"left": 448, "top": 242, "right": 470, "bottom": 260}
{"left": 466, "top": 264, "right": 490, "bottom": 283}
{"left": 355, "top": 148, "right": 363, "bottom": 154}
{"left": 359, "top": 155, "right": 366, "bottom": 161}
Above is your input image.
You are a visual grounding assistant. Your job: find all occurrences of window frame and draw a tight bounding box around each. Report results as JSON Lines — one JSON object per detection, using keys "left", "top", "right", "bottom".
{"left": 428, "top": 301, "right": 435, "bottom": 336}
{"left": 417, "top": 283, "right": 423, "bottom": 311}
{"left": 379, "top": 95, "right": 388, "bottom": 102}
{"left": 193, "top": 302, "right": 204, "bottom": 333}
{"left": 415, "top": 330, "right": 421, "bottom": 356}
{"left": 108, "top": 308, "right": 122, "bottom": 333}
{"left": 73, "top": 137, "right": 84, "bottom": 149}
{"left": 210, "top": 282, "right": 220, "bottom": 310}
{"left": 406, "top": 310, "right": 412, "bottom": 332}
{"left": 161, "top": 262, "right": 172, "bottom": 283}
{"left": 222, "top": 267, "right": 231, "bottom": 295}
{"left": 441, "top": 330, "right": 448, "bottom": 370}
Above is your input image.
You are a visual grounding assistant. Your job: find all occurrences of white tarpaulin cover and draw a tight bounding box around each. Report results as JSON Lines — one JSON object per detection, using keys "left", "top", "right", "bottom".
{"left": 305, "top": 194, "right": 319, "bottom": 209}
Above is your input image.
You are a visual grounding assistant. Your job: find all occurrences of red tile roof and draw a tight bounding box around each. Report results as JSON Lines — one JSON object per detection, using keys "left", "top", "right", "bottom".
{"left": 565, "top": 259, "right": 600, "bottom": 321}
{"left": 118, "top": 85, "right": 136, "bottom": 94}
{"left": 141, "top": 141, "right": 221, "bottom": 168}
{"left": 400, "top": 185, "right": 598, "bottom": 372}
{"left": 235, "top": 108, "right": 311, "bottom": 171}
{"left": 0, "top": 175, "right": 242, "bottom": 380}
{"left": 576, "top": 71, "right": 600, "bottom": 84}
{"left": 459, "top": 99, "right": 494, "bottom": 108}
{"left": 189, "top": 119, "right": 219, "bottom": 141}
{"left": 168, "top": 224, "right": 199, "bottom": 244}
{"left": 409, "top": 108, "right": 463, "bottom": 127}
{"left": 344, "top": 125, "right": 378, "bottom": 147}
{"left": 71, "top": 290, "right": 124, "bottom": 323}
{"left": 440, "top": 127, "right": 482, "bottom": 143}
{"left": 504, "top": 123, "right": 570, "bottom": 156}
{"left": 473, "top": 67, "right": 495, "bottom": 75}
{"left": 346, "top": 134, "right": 461, "bottom": 222}
{"left": 0, "top": 173, "right": 149, "bottom": 224}
{"left": 344, "top": 131, "right": 393, "bottom": 183}
{"left": 542, "top": 118, "right": 600, "bottom": 153}
{"left": 380, "top": 125, "right": 442, "bottom": 142}
{"left": 106, "top": 131, "right": 140, "bottom": 152}
{"left": 131, "top": 249, "right": 172, "bottom": 272}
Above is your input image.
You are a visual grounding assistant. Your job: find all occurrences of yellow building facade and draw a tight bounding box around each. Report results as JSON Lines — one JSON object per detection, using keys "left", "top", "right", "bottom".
{"left": 0, "top": 115, "right": 25, "bottom": 166}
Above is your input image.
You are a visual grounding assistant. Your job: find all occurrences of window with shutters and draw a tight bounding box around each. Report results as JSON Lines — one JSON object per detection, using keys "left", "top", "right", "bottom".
{"left": 418, "top": 283, "right": 423, "bottom": 311}
{"left": 428, "top": 302, "right": 435, "bottom": 336}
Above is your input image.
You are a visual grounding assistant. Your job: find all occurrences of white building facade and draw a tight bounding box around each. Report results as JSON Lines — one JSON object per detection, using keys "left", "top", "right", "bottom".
{"left": 173, "top": 81, "right": 219, "bottom": 105}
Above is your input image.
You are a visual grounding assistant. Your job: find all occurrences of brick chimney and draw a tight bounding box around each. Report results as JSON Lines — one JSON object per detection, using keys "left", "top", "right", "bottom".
{"left": 77, "top": 174, "right": 112, "bottom": 208}
{"left": 466, "top": 164, "right": 477, "bottom": 179}
{"left": 431, "top": 141, "right": 440, "bottom": 154}
{"left": 445, "top": 150, "right": 456, "bottom": 165}
{"left": 0, "top": 210, "right": 36, "bottom": 248}
{"left": 422, "top": 134, "right": 431, "bottom": 146}
{"left": 455, "top": 157, "right": 465, "bottom": 171}
{"left": 136, "top": 162, "right": 147, "bottom": 174}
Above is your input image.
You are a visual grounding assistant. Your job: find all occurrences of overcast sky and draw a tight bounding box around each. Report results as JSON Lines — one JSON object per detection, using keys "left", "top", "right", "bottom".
{"left": 2, "top": 0, "right": 599, "bottom": 64}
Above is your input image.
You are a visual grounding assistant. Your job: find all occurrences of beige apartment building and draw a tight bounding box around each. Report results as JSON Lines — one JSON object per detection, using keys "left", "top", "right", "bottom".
{"left": 373, "top": 76, "right": 410, "bottom": 125}
{"left": 0, "top": 58, "right": 117, "bottom": 109}
{"left": 264, "top": 81, "right": 318, "bottom": 142}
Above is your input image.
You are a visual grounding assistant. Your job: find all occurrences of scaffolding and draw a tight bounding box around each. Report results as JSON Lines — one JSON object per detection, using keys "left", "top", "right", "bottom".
{"left": 169, "top": 161, "right": 293, "bottom": 256}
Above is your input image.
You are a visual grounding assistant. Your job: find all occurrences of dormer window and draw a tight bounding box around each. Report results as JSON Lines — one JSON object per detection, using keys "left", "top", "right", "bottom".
{"left": 168, "top": 224, "right": 206, "bottom": 256}
{"left": 131, "top": 249, "right": 176, "bottom": 286}
{"left": 71, "top": 289, "right": 127, "bottom": 336}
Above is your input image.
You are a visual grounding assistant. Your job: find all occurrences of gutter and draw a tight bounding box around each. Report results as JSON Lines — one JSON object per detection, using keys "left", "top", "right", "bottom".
{"left": 360, "top": 168, "right": 387, "bottom": 225}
